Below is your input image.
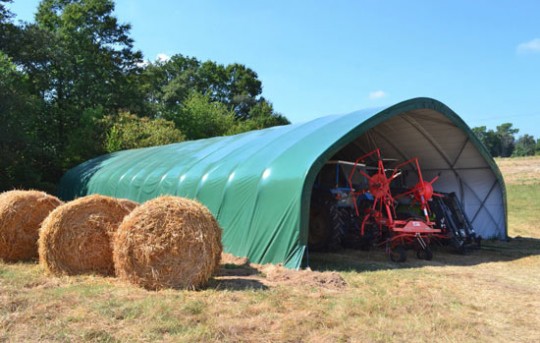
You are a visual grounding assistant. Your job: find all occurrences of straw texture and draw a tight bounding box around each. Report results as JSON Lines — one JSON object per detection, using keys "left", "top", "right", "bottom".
{"left": 0, "top": 190, "right": 62, "bottom": 262}
{"left": 113, "top": 196, "right": 222, "bottom": 290}
{"left": 39, "top": 194, "right": 131, "bottom": 276}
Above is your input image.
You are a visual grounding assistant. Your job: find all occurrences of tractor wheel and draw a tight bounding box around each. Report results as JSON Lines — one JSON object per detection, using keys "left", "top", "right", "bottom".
{"left": 390, "top": 245, "right": 407, "bottom": 263}
{"left": 327, "top": 205, "right": 346, "bottom": 251}
{"left": 455, "top": 243, "right": 466, "bottom": 255}
{"left": 416, "top": 247, "right": 433, "bottom": 261}
{"left": 342, "top": 213, "right": 365, "bottom": 250}
{"left": 308, "top": 206, "right": 330, "bottom": 251}
{"left": 359, "top": 217, "right": 379, "bottom": 251}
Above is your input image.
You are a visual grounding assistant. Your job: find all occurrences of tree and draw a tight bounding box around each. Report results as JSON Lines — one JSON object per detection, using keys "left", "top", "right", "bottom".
{"left": 33, "top": 0, "right": 143, "bottom": 109}
{"left": 103, "top": 112, "right": 184, "bottom": 153}
{"left": 165, "top": 92, "right": 236, "bottom": 140}
{"left": 141, "top": 54, "right": 289, "bottom": 137}
{"left": 472, "top": 126, "right": 500, "bottom": 157}
{"left": 0, "top": 0, "right": 18, "bottom": 56}
{"left": 0, "top": 0, "right": 11, "bottom": 20}
{"left": 472, "top": 126, "right": 487, "bottom": 145}
{"left": 513, "top": 134, "right": 536, "bottom": 157}
{"left": 223, "top": 63, "right": 262, "bottom": 119}
{"left": 0, "top": 52, "right": 43, "bottom": 191}
{"left": 0, "top": 0, "right": 289, "bottom": 191}
{"left": 141, "top": 54, "right": 284, "bottom": 122}
{"left": 496, "top": 123, "right": 519, "bottom": 157}
{"left": 8, "top": 0, "right": 145, "bottom": 177}
{"left": 472, "top": 123, "right": 520, "bottom": 157}
{"left": 229, "top": 98, "right": 289, "bottom": 134}
{"left": 141, "top": 54, "right": 201, "bottom": 117}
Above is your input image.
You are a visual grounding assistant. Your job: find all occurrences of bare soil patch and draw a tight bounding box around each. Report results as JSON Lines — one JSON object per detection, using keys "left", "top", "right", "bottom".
{"left": 214, "top": 253, "right": 347, "bottom": 291}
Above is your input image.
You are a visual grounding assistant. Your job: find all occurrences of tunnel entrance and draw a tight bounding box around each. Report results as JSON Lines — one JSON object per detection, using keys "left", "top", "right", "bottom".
{"left": 307, "top": 118, "right": 483, "bottom": 262}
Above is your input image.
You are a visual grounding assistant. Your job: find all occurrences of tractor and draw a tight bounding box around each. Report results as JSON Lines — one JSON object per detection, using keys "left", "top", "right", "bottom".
{"left": 309, "top": 149, "right": 481, "bottom": 261}
{"left": 346, "top": 149, "right": 443, "bottom": 262}
{"left": 308, "top": 158, "right": 403, "bottom": 251}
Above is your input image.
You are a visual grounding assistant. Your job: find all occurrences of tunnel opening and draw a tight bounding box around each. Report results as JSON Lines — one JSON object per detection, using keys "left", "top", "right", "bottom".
{"left": 306, "top": 109, "right": 493, "bottom": 262}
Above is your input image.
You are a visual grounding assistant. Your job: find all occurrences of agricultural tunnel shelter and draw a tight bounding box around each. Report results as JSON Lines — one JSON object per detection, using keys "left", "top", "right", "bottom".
{"left": 59, "top": 97, "right": 507, "bottom": 269}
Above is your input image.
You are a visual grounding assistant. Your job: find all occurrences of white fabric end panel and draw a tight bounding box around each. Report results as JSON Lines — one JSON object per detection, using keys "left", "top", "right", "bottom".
{"left": 428, "top": 170, "right": 461, "bottom": 195}
{"left": 454, "top": 140, "right": 491, "bottom": 170}
{"left": 459, "top": 169, "right": 504, "bottom": 238}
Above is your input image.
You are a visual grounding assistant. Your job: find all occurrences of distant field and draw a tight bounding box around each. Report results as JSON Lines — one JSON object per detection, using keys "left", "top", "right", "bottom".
{"left": 497, "top": 156, "right": 540, "bottom": 238}
{"left": 1, "top": 157, "right": 539, "bottom": 342}
{"left": 496, "top": 155, "right": 540, "bottom": 186}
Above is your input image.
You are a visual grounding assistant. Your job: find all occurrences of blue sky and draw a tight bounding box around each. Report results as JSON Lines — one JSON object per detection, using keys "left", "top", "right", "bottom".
{"left": 8, "top": 0, "right": 540, "bottom": 138}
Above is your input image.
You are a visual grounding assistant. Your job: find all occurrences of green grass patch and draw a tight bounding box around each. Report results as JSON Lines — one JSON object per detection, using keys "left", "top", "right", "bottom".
{"left": 507, "top": 183, "right": 540, "bottom": 237}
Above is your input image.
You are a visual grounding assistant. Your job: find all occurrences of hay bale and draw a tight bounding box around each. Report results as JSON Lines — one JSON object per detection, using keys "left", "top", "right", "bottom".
{"left": 117, "top": 198, "right": 139, "bottom": 212}
{"left": 113, "top": 196, "right": 222, "bottom": 290}
{"left": 0, "top": 190, "right": 62, "bottom": 262}
{"left": 39, "top": 194, "right": 132, "bottom": 276}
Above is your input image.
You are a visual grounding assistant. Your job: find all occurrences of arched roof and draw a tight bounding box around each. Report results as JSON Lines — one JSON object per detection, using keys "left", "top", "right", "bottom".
{"left": 59, "top": 97, "right": 507, "bottom": 269}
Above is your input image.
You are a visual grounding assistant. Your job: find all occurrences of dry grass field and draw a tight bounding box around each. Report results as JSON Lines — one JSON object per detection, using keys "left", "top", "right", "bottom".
{"left": 1, "top": 157, "right": 540, "bottom": 342}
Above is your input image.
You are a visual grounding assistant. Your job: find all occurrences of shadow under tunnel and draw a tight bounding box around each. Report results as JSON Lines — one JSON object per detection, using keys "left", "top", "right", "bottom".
{"left": 306, "top": 236, "right": 540, "bottom": 273}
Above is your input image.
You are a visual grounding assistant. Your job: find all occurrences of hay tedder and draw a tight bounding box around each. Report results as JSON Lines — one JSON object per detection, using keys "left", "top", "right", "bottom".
{"left": 309, "top": 148, "right": 481, "bottom": 262}
{"left": 346, "top": 149, "right": 446, "bottom": 262}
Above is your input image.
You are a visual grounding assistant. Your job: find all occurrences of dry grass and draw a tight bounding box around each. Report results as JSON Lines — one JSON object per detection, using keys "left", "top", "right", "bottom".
{"left": 496, "top": 155, "right": 540, "bottom": 185}
{"left": 1, "top": 158, "right": 539, "bottom": 342}
{"left": 498, "top": 156, "right": 540, "bottom": 238}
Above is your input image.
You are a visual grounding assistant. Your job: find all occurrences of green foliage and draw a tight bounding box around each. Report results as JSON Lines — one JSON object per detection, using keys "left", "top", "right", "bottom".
{"left": 0, "top": 0, "right": 12, "bottom": 23}
{"left": 496, "top": 123, "right": 519, "bottom": 157}
{"left": 472, "top": 126, "right": 498, "bottom": 156}
{"left": 142, "top": 54, "right": 275, "bottom": 121}
{"left": 0, "top": 1, "right": 19, "bottom": 61}
{"left": 472, "top": 123, "right": 528, "bottom": 158}
{"left": 512, "top": 134, "right": 536, "bottom": 157}
{"left": 0, "top": 0, "right": 289, "bottom": 191}
{"left": 103, "top": 112, "right": 185, "bottom": 153}
{"left": 165, "top": 92, "right": 236, "bottom": 140}
{"left": 33, "top": 0, "right": 143, "bottom": 111}
{"left": 1, "top": 0, "right": 146, "bottom": 189}
{"left": 229, "top": 99, "right": 289, "bottom": 134}
{"left": 63, "top": 107, "right": 108, "bottom": 167}
{"left": 0, "top": 52, "right": 44, "bottom": 191}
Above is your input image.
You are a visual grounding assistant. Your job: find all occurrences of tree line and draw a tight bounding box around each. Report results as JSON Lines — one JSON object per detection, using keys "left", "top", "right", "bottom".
{"left": 0, "top": 0, "right": 289, "bottom": 192}
{"left": 472, "top": 123, "right": 540, "bottom": 158}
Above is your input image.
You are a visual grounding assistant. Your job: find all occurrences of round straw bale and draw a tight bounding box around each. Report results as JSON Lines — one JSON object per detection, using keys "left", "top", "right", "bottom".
{"left": 39, "top": 194, "right": 132, "bottom": 276}
{"left": 113, "top": 196, "right": 222, "bottom": 290}
{"left": 117, "top": 198, "right": 139, "bottom": 212}
{"left": 0, "top": 190, "right": 62, "bottom": 262}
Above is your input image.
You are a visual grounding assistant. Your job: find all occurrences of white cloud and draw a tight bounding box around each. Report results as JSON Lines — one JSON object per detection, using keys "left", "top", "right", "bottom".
{"left": 369, "top": 90, "right": 387, "bottom": 100}
{"left": 156, "top": 53, "right": 171, "bottom": 62}
{"left": 136, "top": 60, "right": 149, "bottom": 68}
{"left": 517, "top": 38, "right": 540, "bottom": 53}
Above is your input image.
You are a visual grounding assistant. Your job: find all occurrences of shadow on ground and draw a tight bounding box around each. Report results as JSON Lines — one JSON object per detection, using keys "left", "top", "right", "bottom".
{"left": 207, "top": 262, "right": 269, "bottom": 291}
{"left": 307, "top": 236, "right": 540, "bottom": 273}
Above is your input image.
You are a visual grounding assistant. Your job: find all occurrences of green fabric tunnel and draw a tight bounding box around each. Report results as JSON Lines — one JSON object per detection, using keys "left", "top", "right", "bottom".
{"left": 59, "top": 97, "right": 507, "bottom": 269}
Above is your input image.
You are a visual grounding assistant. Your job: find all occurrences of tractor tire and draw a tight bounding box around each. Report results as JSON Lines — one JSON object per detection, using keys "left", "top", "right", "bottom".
{"left": 308, "top": 205, "right": 331, "bottom": 251}
{"left": 390, "top": 245, "right": 407, "bottom": 263}
{"left": 327, "top": 204, "right": 346, "bottom": 251}
{"left": 362, "top": 218, "right": 379, "bottom": 250}
{"left": 416, "top": 247, "right": 433, "bottom": 261}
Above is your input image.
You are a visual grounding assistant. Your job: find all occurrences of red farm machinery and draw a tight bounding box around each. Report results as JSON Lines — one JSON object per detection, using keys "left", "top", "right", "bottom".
{"left": 309, "top": 148, "right": 481, "bottom": 262}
